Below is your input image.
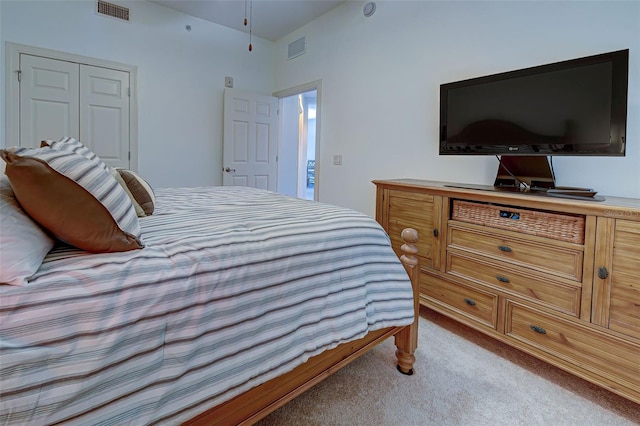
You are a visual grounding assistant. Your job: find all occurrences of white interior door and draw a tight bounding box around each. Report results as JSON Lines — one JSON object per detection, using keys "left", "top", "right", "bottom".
{"left": 223, "top": 88, "right": 278, "bottom": 190}
{"left": 80, "top": 65, "right": 130, "bottom": 169}
{"left": 19, "top": 55, "right": 79, "bottom": 148}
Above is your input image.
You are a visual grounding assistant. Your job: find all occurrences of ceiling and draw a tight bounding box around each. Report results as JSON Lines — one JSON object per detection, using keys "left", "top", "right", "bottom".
{"left": 149, "top": 0, "right": 346, "bottom": 41}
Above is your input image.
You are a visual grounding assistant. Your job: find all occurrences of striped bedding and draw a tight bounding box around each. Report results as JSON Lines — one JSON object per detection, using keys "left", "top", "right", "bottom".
{"left": 0, "top": 186, "right": 414, "bottom": 425}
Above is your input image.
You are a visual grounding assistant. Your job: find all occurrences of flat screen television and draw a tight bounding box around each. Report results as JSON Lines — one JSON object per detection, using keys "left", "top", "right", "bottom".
{"left": 439, "top": 49, "right": 629, "bottom": 157}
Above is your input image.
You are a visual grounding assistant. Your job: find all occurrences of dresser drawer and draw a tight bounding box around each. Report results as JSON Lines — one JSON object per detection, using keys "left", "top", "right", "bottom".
{"left": 452, "top": 200, "right": 585, "bottom": 244}
{"left": 448, "top": 223, "right": 583, "bottom": 281}
{"left": 506, "top": 301, "right": 640, "bottom": 395}
{"left": 420, "top": 273, "right": 498, "bottom": 329}
{"left": 447, "top": 253, "right": 581, "bottom": 316}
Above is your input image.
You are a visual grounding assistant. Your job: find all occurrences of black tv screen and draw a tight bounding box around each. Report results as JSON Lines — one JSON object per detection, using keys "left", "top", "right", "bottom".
{"left": 439, "top": 49, "right": 628, "bottom": 156}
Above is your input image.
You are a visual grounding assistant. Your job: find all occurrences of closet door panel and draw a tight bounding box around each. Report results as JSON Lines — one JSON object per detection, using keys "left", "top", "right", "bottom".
{"left": 19, "top": 55, "right": 80, "bottom": 147}
{"left": 80, "top": 65, "right": 130, "bottom": 169}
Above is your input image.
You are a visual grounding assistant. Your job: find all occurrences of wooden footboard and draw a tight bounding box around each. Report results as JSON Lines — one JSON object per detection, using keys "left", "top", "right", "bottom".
{"left": 184, "top": 228, "right": 420, "bottom": 426}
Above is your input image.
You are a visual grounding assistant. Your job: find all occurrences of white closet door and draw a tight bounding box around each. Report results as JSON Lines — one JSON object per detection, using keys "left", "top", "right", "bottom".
{"left": 80, "top": 65, "right": 130, "bottom": 169}
{"left": 19, "top": 55, "right": 80, "bottom": 147}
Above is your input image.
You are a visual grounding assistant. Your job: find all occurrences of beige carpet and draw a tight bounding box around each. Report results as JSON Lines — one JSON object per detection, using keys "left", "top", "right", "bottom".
{"left": 256, "top": 307, "right": 640, "bottom": 426}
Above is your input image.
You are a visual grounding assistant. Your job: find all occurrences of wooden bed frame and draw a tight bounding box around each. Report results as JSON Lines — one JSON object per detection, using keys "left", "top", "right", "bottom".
{"left": 185, "top": 228, "right": 420, "bottom": 425}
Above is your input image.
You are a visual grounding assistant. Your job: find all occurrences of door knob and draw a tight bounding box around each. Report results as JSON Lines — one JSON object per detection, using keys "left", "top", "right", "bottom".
{"left": 224, "top": 167, "right": 236, "bottom": 173}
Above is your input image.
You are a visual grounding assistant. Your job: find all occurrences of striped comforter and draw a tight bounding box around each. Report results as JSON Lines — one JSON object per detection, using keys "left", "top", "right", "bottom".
{"left": 0, "top": 186, "right": 414, "bottom": 425}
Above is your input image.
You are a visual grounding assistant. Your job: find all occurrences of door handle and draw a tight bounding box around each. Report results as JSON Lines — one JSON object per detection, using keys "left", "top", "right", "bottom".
{"left": 223, "top": 167, "right": 236, "bottom": 173}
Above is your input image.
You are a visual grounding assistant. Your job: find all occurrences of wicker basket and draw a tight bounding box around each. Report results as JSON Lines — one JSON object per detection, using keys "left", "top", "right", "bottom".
{"left": 452, "top": 200, "right": 585, "bottom": 244}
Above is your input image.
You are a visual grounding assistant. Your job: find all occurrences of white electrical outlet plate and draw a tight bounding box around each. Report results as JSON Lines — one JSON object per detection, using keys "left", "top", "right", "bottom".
{"left": 333, "top": 155, "right": 342, "bottom": 165}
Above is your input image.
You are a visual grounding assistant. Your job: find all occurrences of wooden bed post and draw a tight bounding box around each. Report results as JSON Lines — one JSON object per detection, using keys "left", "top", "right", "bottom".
{"left": 395, "top": 228, "right": 419, "bottom": 375}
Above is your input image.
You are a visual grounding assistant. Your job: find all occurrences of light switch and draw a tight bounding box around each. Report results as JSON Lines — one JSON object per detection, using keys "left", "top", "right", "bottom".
{"left": 333, "top": 155, "right": 342, "bottom": 165}
{"left": 225, "top": 76, "right": 234, "bottom": 88}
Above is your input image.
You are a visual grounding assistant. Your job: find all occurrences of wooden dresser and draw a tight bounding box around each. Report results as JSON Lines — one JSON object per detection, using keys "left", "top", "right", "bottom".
{"left": 374, "top": 179, "right": 640, "bottom": 404}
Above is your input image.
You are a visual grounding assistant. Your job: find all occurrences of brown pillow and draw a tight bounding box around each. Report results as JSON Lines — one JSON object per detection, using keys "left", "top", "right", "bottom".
{"left": 14, "top": 145, "right": 142, "bottom": 238}
{"left": 117, "top": 169, "right": 155, "bottom": 216}
{"left": 110, "top": 168, "right": 146, "bottom": 217}
{"left": 1, "top": 150, "right": 143, "bottom": 253}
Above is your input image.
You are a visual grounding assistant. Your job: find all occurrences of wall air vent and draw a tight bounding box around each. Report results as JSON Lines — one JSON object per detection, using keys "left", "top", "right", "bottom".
{"left": 287, "top": 37, "right": 306, "bottom": 60}
{"left": 96, "top": 0, "right": 130, "bottom": 22}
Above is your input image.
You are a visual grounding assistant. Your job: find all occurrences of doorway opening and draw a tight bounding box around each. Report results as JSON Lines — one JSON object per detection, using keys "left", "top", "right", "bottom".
{"left": 276, "top": 81, "right": 320, "bottom": 201}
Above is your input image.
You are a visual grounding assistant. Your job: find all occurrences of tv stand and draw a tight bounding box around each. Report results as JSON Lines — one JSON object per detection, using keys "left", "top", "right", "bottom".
{"left": 492, "top": 155, "right": 603, "bottom": 201}
{"left": 493, "top": 155, "right": 556, "bottom": 189}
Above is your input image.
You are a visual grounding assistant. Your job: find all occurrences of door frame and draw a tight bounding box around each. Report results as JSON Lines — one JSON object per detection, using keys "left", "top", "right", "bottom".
{"left": 4, "top": 42, "right": 139, "bottom": 170}
{"left": 274, "top": 80, "right": 322, "bottom": 201}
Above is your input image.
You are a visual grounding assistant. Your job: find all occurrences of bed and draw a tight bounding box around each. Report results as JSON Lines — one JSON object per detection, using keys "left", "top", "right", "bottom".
{"left": 1, "top": 142, "right": 420, "bottom": 425}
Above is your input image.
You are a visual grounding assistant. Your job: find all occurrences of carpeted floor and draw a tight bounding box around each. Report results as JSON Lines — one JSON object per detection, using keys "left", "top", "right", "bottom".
{"left": 256, "top": 307, "right": 640, "bottom": 426}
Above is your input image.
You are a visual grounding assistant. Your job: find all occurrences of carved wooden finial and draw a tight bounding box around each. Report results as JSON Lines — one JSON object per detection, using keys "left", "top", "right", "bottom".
{"left": 400, "top": 228, "right": 419, "bottom": 268}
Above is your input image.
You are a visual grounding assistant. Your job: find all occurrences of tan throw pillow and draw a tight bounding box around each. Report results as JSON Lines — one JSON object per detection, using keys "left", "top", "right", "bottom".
{"left": 111, "top": 168, "right": 146, "bottom": 217}
{"left": 1, "top": 150, "right": 143, "bottom": 253}
{"left": 117, "top": 169, "right": 155, "bottom": 216}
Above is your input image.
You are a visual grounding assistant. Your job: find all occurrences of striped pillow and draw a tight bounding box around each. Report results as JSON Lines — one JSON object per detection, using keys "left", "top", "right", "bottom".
{"left": 42, "top": 137, "right": 155, "bottom": 217}
{"left": 11, "top": 146, "right": 141, "bottom": 239}
{"left": 41, "top": 137, "right": 109, "bottom": 171}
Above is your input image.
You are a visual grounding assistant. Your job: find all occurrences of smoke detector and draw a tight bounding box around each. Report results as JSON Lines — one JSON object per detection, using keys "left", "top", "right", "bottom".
{"left": 363, "top": 2, "right": 376, "bottom": 17}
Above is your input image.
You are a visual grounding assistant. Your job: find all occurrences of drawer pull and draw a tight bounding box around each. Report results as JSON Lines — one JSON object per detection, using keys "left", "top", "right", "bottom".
{"left": 464, "top": 298, "right": 476, "bottom": 306}
{"left": 433, "top": 228, "right": 439, "bottom": 237}
{"left": 530, "top": 325, "right": 547, "bottom": 334}
{"left": 498, "top": 245, "right": 512, "bottom": 252}
{"left": 496, "top": 275, "right": 511, "bottom": 283}
{"left": 598, "top": 266, "right": 609, "bottom": 280}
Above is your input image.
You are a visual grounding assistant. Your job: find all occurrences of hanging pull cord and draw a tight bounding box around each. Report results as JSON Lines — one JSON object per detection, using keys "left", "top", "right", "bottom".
{"left": 248, "top": 0, "right": 253, "bottom": 51}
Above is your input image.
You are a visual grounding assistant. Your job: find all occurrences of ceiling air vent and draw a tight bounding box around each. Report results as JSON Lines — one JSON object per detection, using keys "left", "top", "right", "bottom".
{"left": 288, "top": 37, "right": 306, "bottom": 60}
{"left": 96, "top": 0, "right": 130, "bottom": 22}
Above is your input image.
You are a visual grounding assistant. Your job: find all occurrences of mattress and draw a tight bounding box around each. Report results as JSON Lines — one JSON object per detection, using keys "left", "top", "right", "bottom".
{"left": 0, "top": 186, "right": 414, "bottom": 425}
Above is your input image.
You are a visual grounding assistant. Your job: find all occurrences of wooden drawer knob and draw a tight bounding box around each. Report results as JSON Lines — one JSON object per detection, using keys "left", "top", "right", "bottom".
{"left": 597, "top": 266, "right": 609, "bottom": 279}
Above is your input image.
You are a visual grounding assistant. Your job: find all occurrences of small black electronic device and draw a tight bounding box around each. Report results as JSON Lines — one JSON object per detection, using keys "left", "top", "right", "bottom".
{"left": 546, "top": 187, "right": 597, "bottom": 197}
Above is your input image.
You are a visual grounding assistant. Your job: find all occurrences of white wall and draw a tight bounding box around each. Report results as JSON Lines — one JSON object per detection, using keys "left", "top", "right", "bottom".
{"left": 3, "top": 1, "right": 639, "bottom": 217}
{"left": 273, "top": 1, "right": 640, "bottom": 216}
{"left": 1, "top": 0, "right": 274, "bottom": 188}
